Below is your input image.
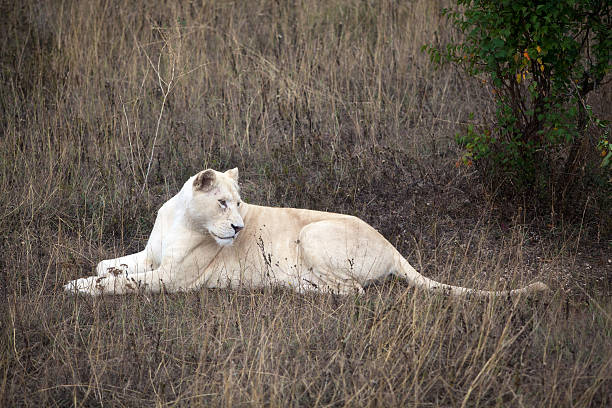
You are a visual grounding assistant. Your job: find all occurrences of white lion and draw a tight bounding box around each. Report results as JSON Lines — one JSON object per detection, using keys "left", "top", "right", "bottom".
{"left": 64, "top": 168, "right": 549, "bottom": 296}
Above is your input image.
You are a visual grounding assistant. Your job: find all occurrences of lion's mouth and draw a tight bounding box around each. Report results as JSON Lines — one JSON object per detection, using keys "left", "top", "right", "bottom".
{"left": 211, "top": 232, "right": 236, "bottom": 241}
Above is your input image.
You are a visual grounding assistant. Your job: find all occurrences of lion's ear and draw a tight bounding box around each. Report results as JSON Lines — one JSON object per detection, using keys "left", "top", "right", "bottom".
{"left": 225, "top": 167, "right": 239, "bottom": 182}
{"left": 193, "top": 169, "right": 216, "bottom": 192}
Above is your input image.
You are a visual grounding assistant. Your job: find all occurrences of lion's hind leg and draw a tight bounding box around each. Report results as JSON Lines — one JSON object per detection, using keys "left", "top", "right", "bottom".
{"left": 297, "top": 219, "right": 394, "bottom": 295}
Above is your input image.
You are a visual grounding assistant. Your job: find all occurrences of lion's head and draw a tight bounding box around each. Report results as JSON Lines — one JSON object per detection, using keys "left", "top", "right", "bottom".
{"left": 187, "top": 168, "right": 244, "bottom": 246}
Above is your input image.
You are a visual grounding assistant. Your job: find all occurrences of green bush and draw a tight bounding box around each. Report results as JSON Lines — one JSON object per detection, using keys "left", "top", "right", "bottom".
{"left": 426, "top": 0, "right": 611, "bottom": 200}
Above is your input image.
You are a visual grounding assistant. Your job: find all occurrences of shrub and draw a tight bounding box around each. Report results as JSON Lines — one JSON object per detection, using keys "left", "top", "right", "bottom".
{"left": 426, "top": 0, "right": 611, "bottom": 204}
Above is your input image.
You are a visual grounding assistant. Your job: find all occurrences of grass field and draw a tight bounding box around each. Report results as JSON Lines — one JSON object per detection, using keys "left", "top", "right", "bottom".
{"left": 1, "top": 0, "right": 610, "bottom": 406}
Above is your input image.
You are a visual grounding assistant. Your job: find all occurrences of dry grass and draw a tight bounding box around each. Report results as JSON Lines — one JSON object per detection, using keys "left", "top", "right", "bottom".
{"left": 1, "top": 0, "right": 610, "bottom": 406}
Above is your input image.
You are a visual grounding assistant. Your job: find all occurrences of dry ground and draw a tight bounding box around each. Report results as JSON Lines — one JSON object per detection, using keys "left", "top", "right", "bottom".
{"left": 1, "top": 0, "right": 610, "bottom": 406}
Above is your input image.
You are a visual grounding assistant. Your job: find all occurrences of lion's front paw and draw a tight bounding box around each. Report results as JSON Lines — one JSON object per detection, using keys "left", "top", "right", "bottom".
{"left": 64, "top": 276, "right": 107, "bottom": 295}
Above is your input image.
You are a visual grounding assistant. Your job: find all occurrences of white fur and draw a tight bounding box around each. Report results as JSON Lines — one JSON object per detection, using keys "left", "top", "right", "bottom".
{"left": 64, "top": 168, "right": 549, "bottom": 297}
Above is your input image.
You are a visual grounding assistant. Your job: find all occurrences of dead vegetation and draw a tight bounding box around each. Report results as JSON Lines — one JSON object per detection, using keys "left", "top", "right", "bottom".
{"left": 1, "top": 0, "right": 610, "bottom": 406}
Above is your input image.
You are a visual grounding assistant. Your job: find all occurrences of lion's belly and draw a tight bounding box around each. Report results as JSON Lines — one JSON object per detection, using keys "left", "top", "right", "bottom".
{"left": 202, "top": 231, "right": 303, "bottom": 289}
{"left": 195, "top": 204, "right": 371, "bottom": 290}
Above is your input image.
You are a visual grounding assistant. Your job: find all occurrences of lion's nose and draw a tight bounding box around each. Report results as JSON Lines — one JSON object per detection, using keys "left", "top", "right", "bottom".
{"left": 232, "top": 224, "right": 243, "bottom": 234}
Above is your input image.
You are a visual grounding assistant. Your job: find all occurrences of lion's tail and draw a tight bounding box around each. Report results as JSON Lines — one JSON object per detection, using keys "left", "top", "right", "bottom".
{"left": 395, "top": 256, "right": 549, "bottom": 297}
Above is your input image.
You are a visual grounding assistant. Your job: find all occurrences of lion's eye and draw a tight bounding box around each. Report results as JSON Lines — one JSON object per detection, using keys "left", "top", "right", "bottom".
{"left": 237, "top": 201, "right": 241, "bottom": 207}
{"left": 218, "top": 200, "right": 227, "bottom": 209}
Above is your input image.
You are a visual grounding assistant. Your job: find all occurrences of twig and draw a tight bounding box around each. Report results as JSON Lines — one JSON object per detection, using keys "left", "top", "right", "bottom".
{"left": 134, "top": 31, "right": 176, "bottom": 194}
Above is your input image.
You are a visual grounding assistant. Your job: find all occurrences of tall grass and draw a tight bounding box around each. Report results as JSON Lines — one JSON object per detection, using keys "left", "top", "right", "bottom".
{"left": 1, "top": 0, "right": 610, "bottom": 406}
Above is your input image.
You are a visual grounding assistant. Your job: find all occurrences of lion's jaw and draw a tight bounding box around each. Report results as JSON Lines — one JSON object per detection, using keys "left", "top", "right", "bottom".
{"left": 207, "top": 218, "right": 242, "bottom": 246}
{"left": 210, "top": 232, "right": 236, "bottom": 246}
